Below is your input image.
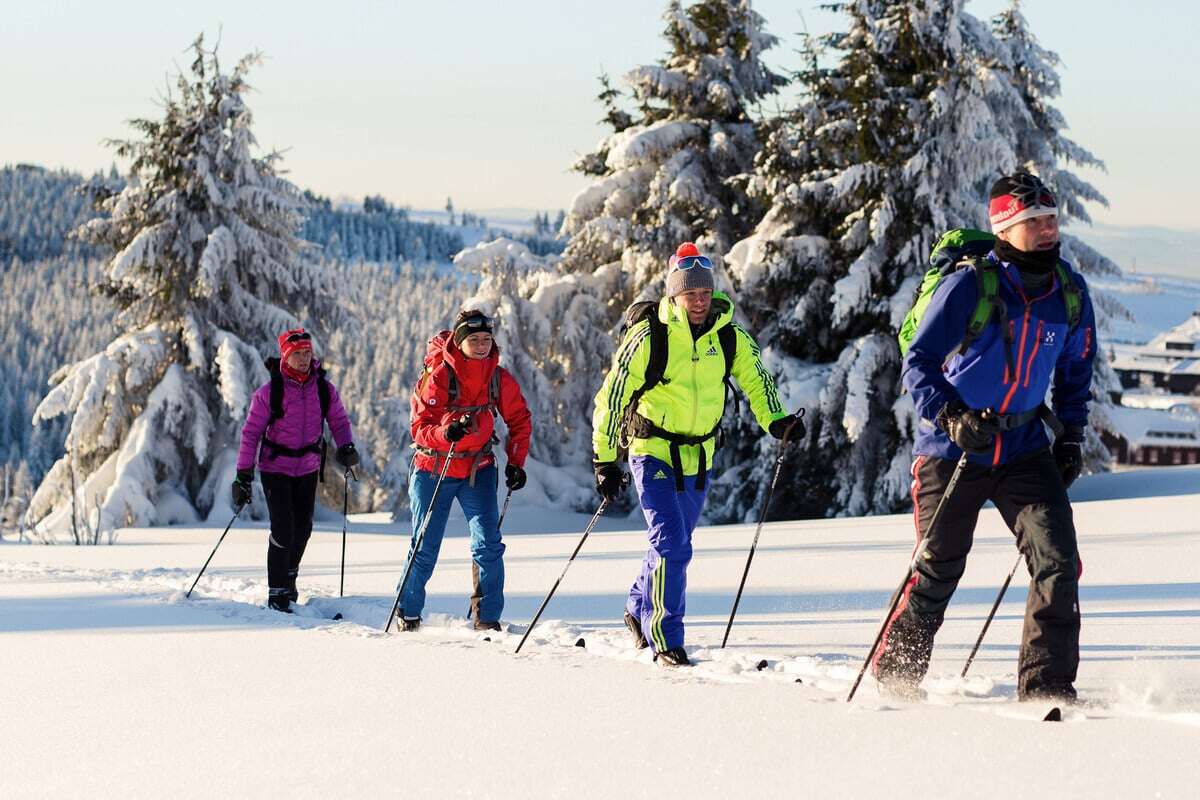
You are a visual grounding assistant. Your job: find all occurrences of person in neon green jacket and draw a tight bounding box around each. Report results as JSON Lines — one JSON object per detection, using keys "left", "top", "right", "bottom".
{"left": 592, "top": 242, "right": 803, "bottom": 666}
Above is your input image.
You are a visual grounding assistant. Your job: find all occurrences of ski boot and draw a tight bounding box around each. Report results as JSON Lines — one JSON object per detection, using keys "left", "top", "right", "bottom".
{"left": 473, "top": 619, "right": 502, "bottom": 632}
{"left": 623, "top": 611, "right": 648, "bottom": 650}
{"left": 267, "top": 589, "right": 292, "bottom": 614}
{"left": 654, "top": 647, "right": 691, "bottom": 667}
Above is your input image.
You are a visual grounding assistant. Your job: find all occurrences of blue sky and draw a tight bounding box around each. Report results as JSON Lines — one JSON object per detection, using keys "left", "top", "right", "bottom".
{"left": 2, "top": 1, "right": 1197, "bottom": 232}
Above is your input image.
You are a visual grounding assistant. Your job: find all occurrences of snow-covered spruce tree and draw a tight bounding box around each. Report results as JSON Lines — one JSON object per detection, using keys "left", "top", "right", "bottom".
{"left": 560, "top": 0, "right": 785, "bottom": 306}
{"left": 721, "top": 1, "right": 1026, "bottom": 520}
{"left": 28, "top": 37, "right": 334, "bottom": 535}
{"left": 990, "top": 0, "right": 1127, "bottom": 473}
{"left": 454, "top": 239, "right": 618, "bottom": 510}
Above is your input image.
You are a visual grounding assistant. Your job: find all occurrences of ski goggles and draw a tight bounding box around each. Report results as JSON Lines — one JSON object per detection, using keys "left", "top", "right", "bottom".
{"left": 669, "top": 254, "right": 713, "bottom": 271}
{"left": 457, "top": 314, "right": 494, "bottom": 331}
{"left": 1010, "top": 173, "right": 1057, "bottom": 209}
{"left": 284, "top": 331, "right": 312, "bottom": 344}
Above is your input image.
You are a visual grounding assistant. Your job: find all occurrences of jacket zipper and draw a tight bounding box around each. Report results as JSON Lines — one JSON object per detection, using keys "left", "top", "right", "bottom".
{"left": 1023, "top": 320, "right": 1045, "bottom": 388}
{"left": 690, "top": 338, "right": 701, "bottom": 432}
{"left": 994, "top": 305, "right": 1032, "bottom": 466}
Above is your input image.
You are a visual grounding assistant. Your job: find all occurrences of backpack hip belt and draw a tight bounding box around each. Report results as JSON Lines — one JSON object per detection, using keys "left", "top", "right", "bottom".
{"left": 991, "top": 403, "right": 1064, "bottom": 437}
{"left": 412, "top": 436, "right": 498, "bottom": 487}
{"left": 262, "top": 435, "right": 329, "bottom": 482}
{"left": 623, "top": 411, "right": 719, "bottom": 493}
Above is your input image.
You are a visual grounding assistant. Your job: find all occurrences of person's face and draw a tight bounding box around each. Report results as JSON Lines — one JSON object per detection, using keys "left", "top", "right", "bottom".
{"left": 998, "top": 213, "right": 1059, "bottom": 252}
{"left": 462, "top": 332, "right": 493, "bottom": 359}
{"left": 286, "top": 348, "right": 312, "bottom": 372}
{"left": 673, "top": 288, "right": 713, "bottom": 324}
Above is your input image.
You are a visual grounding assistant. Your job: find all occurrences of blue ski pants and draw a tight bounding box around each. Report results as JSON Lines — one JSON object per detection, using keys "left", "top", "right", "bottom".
{"left": 400, "top": 464, "right": 504, "bottom": 622}
{"left": 627, "top": 455, "right": 708, "bottom": 653}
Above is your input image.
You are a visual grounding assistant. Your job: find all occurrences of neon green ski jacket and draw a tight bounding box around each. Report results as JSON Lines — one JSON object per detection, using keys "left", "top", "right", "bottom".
{"left": 592, "top": 292, "right": 786, "bottom": 475}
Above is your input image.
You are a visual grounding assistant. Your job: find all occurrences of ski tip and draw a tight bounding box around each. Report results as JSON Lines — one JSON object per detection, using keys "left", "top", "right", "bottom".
{"left": 755, "top": 659, "right": 769, "bottom": 671}
{"left": 1043, "top": 707, "right": 1062, "bottom": 722}
{"left": 574, "top": 637, "right": 586, "bottom": 648}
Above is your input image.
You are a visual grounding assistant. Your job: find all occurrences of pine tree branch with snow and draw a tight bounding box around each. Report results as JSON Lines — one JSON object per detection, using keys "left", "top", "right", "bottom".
{"left": 28, "top": 35, "right": 337, "bottom": 537}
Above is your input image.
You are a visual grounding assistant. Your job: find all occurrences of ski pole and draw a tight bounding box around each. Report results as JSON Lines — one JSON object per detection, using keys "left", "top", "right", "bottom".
{"left": 186, "top": 504, "right": 245, "bottom": 599}
{"left": 514, "top": 499, "right": 609, "bottom": 654}
{"left": 340, "top": 466, "right": 357, "bottom": 598}
{"left": 960, "top": 551, "right": 1023, "bottom": 678}
{"left": 496, "top": 487, "right": 513, "bottom": 534}
{"left": 847, "top": 450, "right": 970, "bottom": 702}
{"left": 721, "top": 411, "right": 804, "bottom": 648}
{"left": 383, "top": 438, "right": 460, "bottom": 632}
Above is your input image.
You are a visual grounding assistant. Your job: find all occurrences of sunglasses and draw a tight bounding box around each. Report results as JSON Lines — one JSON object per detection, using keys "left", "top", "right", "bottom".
{"left": 285, "top": 331, "right": 312, "bottom": 344}
{"left": 458, "top": 315, "right": 493, "bottom": 330}
{"left": 670, "top": 254, "right": 713, "bottom": 271}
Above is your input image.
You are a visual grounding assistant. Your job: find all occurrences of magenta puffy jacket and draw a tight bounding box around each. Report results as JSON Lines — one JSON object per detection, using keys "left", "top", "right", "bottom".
{"left": 236, "top": 361, "right": 354, "bottom": 477}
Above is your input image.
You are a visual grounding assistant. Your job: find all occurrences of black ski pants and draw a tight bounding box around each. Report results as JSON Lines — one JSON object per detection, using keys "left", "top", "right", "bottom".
{"left": 874, "top": 448, "right": 1080, "bottom": 698}
{"left": 261, "top": 470, "right": 319, "bottom": 591}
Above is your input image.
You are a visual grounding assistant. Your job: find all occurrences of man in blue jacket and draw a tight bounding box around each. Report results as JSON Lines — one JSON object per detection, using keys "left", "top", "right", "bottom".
{"left": 873, "top": 173, "right": 1097, "bottom": 702}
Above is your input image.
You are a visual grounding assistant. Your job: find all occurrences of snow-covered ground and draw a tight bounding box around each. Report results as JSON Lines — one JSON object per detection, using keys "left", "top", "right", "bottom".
{"left": 3, "top": 468, "right": 1199, "bottom": 798}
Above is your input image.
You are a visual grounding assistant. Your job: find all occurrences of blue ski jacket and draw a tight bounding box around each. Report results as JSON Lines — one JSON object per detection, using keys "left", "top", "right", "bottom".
{"left": 902, "top": 253, "right": 1096, "bottom": 466}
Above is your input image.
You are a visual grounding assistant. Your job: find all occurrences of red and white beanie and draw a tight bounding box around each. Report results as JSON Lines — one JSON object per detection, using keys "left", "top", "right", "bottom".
{"left": 278, "top": 328, "right": 312, "bottom": 363}
{"left": 988, "top": 172, "right": 1058, "bottom": 234}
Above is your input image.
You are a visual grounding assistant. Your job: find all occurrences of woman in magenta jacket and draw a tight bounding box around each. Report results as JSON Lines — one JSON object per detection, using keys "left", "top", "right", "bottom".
{"left": 234, "top": 328, "right": 357, "bottom": 613}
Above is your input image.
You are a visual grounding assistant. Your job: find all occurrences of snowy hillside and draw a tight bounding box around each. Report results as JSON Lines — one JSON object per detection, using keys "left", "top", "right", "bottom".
{"left": 4, "top": 467, "right": 1198, "bottom": 798}
{"left": 1090, "top": 271, "right": 1200, "bottom": 344}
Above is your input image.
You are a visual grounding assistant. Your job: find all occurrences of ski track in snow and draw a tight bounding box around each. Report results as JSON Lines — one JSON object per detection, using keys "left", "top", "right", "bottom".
{"left": 3, "top": 558, "right": 1194, "bottom": 728}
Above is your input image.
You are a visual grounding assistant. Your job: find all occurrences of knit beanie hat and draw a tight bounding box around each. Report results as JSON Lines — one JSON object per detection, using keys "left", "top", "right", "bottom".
{"left": 664, "top": 242, "right": 715, "bottom": 297}
{"left": 278, "top": 328, "right": 312, "bottom": 362}
{"left": 989, "top": 172, "right": 1058, "bottom": 234}
{"left": 452, "top": 309, "right": 494, "bottom": 347}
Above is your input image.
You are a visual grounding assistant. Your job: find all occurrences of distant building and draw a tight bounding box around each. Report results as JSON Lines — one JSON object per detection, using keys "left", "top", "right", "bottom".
{"left": 1101, "top": 405, "right": 1200, "bottom": 466}
{"left": 1110, "top": 310, "right": 1200, "bottom": 395}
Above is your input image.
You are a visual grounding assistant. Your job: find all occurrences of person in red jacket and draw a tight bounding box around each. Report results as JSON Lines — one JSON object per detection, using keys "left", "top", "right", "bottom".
{"left": 398, "top": 309, "right": 532, "bottom": 631}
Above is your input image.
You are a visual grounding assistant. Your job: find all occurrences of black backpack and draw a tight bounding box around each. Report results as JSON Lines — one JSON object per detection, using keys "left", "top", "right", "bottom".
{"left": 616, "top": 300, "right": 738, "bottom": 491}
{"left": 263, "top": 357, "right": 332, "bottom": 481}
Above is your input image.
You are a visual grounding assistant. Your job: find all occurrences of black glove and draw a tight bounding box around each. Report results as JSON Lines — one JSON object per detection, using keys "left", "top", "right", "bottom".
{"left": 593, "top": 461, "right": 625, "bottom": 503}
{"left": 1053, "top": 426, "right": 1085, "bottom": 488}
{"left": 937, "top": 401, "right": 1000, "bottom": 454}
{"left": 445, "top": 418, "right": 469, "bottom": 443}
{"left": 768, "top": 413, "right": 806, "bottom": 441}
{"left": 231, "top": 469, "right": 254, "bottom": 508}
{"left": 335, "top": 442, "right": 360, "bottom": 468}
{"left": 505, "top": 464, "right": 527, "bottom": 491}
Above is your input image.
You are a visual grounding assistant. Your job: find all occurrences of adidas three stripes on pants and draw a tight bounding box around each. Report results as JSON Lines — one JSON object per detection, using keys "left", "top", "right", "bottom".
{"left": 627, "top": 455, "right": 708, "bottom": 653}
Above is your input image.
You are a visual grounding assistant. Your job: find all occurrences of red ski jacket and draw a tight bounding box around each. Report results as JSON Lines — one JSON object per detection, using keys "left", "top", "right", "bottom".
{"left": 410, "top": 334, "right": 532, "bottom": 481}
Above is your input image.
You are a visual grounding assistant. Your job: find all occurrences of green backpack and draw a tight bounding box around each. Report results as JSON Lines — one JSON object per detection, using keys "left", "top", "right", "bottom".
{"left": 896, "top": 228, "right": 1082, "bottom": 361}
